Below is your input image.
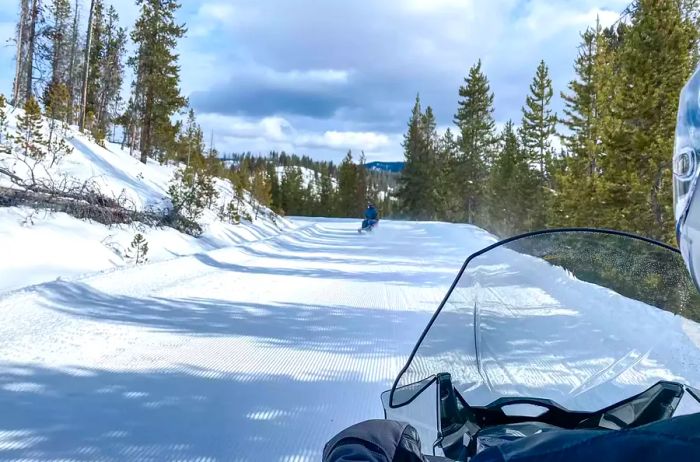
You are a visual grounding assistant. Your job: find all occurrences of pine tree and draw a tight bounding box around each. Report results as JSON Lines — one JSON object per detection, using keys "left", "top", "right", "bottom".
{"left": 397, "top": 95, "right": 441, "bottom": 220}
{"left": 266, "top": 161, "right": 281, "bottom": 212}
{"left": 13, "top": 0, "right": 31, "bottom": 105}
{"left": 167, "top": 165, "right": 210, "bottom": 236}
{"left": 177, "top": 108, "right": 205, "bottom": 165}
{"left": 126, "top": 233, "right": 149, "bottom": 264}
{"left": 337, "top": 150, "right": 359, "bottom": 217}
{"left": 0, "top": 95, "right": 9, "bottom": 144}
{"left": 14, "top": 97, "right": 45, "bottom": 160}
{"left": 92, "top": 5, "right": 126, "bottom": 134}
{"left": 487, "top": 121, "right": 537, "bottom": 236}
{"left": 130, "top": 0, "right": 187, "bottom": 164}
{"left": 554, "top": 24, "right": 604, "bottom": 227}
{"left": 79, "top": 0, "right": 97, "bottom": 132}
{"left": 251, "top": 169, "right": 272, "bottom": 219}
{"left": 85, "top": 0, "right": 104, "bottom": 124}
{"left": 598, "top": 0, "right": 699, "bottom": 242}
{"left": 28, "top": 0, "right": 42, "bottom": 101}
{"left": 520, "top": 60, "right": 557, "bottom": 185}
{"left": 318, "top": 163, "right": 335, "bottom": 216}
{"left": 454, "top": 60, "right": 496, "bottom": 224}
{"left": 66, "top": 0, "right": 81, "bottom": 123}
{"left": 436, "top": 127, "right": 459, "bottom": 220}
{"left": 45, "top": 0, "right": 72, "bottom": 102}
{"left": 356, "top": 151, "right": 368, "bottom": 214}
{"left": 45, "top": 83, "right": 73, "bottom": 167}
{"left": 280, "top": 166, "right": 304, "bottom": 215}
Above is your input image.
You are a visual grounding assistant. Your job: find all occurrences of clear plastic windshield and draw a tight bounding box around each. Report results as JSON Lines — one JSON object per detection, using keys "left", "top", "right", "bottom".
{"left": 392, "top": 230, "right": 700, "bottom": 412}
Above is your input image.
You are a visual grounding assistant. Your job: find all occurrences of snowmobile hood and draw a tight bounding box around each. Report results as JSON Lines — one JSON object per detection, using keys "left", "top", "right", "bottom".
{"left": 391, "top": 229, "right": 700, "bottom": 413}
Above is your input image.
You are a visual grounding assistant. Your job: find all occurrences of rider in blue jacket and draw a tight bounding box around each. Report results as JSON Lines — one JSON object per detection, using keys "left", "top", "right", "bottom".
{"left": 362, "top": 203, "right": 379, "bottom": 229}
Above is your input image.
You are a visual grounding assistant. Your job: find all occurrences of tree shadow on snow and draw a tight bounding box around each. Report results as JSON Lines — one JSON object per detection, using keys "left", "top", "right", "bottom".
{"left": 37, "top": 281, "right": 424, "bottom": 357}
{"left": 190, "top": 253, "right": 455, "bottom": 288}
{"left": 0, "top": 364, "right": 385, "bottom": 461}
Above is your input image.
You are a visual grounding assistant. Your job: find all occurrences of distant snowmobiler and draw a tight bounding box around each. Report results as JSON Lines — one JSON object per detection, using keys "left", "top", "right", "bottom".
{"left": 359, "top": 203, "right": 379, "bottom": 233}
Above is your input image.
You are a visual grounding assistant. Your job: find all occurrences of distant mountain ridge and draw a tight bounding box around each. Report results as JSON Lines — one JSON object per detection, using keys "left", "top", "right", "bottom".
{"left": 364, "top": 161, "right": 405, "bottom": 173}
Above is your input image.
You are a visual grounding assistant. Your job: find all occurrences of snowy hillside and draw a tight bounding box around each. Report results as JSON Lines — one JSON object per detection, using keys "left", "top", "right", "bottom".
{"left": 0, "top": 107, "right": 290, "bottom": 293}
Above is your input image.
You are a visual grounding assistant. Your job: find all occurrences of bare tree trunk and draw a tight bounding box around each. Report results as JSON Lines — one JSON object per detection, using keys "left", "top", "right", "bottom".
{"left": 13, "top": 0, "right": 30, "bottom": 106}
{"left": 139, "top": 81, "right": 153, "bottom": 163}
{"left": 67, "top": 0, "right": 79, "bottom": 123}
{"left": 79, "top": 0, "right": 96, "bottom": 132}
{"left": 24, "top": 0, "right": 40, "bottom": 103}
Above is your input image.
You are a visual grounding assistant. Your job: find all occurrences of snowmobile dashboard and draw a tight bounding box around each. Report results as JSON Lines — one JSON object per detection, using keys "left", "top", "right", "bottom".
{"left": 433, "top": 375, "right": 700, "bottom": 461}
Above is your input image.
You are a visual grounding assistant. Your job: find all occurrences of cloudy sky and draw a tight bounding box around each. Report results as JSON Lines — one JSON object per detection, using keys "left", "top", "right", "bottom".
{"left": 0, "top": 0, "right": 629, "bottom": 162}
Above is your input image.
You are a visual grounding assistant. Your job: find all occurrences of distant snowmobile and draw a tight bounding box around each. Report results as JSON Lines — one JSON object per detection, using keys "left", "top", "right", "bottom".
{"left": 325, "top": 229, "right": 700, "bottom": 461}
{"left": 359, "top": 203, "right": 379, "bottom": 233}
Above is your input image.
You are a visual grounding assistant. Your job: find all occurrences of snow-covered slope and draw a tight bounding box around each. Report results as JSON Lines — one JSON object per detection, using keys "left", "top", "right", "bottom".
{"left": 0, "top": 108, "right": 291, "bottom": 293}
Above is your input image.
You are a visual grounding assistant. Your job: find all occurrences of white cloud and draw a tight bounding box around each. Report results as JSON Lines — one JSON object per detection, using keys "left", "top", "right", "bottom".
{"left": 190, "top": 3, "right": 238, "bottom": 37}
{"left": 196, "top": 113, "right": 400, "bottom": 160}
{"left": 405, "top": 0, "right": 475, "bottom": 14}
{"left": 249, "top": 67, "right": 351, "bottom": 89}
{"left": 199, "top": 3, "right": 237, "bottom": 22}
{"left": 515, "top": 3, "right": 624, "bottom": 43}
{"left": 297, "top": 131, "right": 391, "bottom": 151}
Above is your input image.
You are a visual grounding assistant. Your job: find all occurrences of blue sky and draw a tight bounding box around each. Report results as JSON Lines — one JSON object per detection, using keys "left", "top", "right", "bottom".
{"left": 0, "top": 0, "right": 629, "bottom": 162}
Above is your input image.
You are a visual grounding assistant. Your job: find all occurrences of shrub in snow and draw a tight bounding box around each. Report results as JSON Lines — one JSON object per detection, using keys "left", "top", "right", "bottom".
{"left": 126, "top": 233, "right": 149, "bottom": 264}
{"left": 0, "top": 94, "right": 8, "bottom": 143}
{"left": 218, "top": 199, "right": 240, "bottom": 225}
{"left": 251, "top": 170, "right": 272, "bottom": 220}
{"left": 12, "top": 97, "right": 45, "bottom": 160}
{"left": 45, "top": 90, "right": 74, "bottom": 168}
{"left": 166, "top": 165, "right": 219, "bottom": 236}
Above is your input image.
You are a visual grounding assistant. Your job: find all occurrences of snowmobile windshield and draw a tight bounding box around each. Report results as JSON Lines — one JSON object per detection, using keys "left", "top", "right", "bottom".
{"left": 391, "top": 229, "right": 700, "bottom": 412}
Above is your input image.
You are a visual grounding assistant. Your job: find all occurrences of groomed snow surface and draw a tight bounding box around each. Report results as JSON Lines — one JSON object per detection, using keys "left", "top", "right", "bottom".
{"left": 0, "top": 219, "right": 490, "bottom": 461}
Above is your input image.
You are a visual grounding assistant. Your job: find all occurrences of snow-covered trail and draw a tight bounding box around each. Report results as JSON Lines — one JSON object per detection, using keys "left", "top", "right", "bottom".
{"left": 0, "top": 219, "right": 493, "bottom": 461}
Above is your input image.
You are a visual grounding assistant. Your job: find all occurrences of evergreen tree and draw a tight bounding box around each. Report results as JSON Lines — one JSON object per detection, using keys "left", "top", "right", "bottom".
{"left": 167, "top": 165, "right": 211, "bottom": 236}
{"left": 356, "top": 151, "right": 368, "bottom": 213}
{"left": 177, "top": 108, "right": 205, "bottom": 165}
{"left": 554, "top": 24, "right": 604, "bottom": 227}
{"left": 318, "top": 163, "right": 335, "bottom": 216}
{"left": 454, "top": 60, "right": 496, "bottom": 224}
{"left": 130, "top": 0, "right": 187, "bottom": 164}
{"left": 45, "top": 83, "right": 73, "bottom": 167}
{"left": 66, "top": 0, "right": 82, "bottom": 123}
{"left": 266, "top": 161, "right": 281, "bottom": 212}
{"left": 90, "top": 5, "right": 126, "bottom": 136}
{"left": 598, "top": 0, "right": 699, "bottom": 242}
{"left": 85, "top": 0, "right": 104, "bottom": 124}
{"left": 126, "top": 233, "right": 149, "bottom": 264}
{"left": 337, "top": 150, "right": 359, "bottom": 217}
{"left": 397, "top": 95, "right": 440, "bottom": 220}
{"left": 520, "top": 60, "right": 557, "bottom": 185}
{"left": 251, "top": 169, "right": 272, "bottom": 219}
{"left": 487, "top": 121, "right": 537, "bottom": 236}
{"left": 0, "top": 94, "right": 9, "bottom": 144}
{"left": 14, "top": 97, "right": 45, "bottom": 160}
{"left": 44, "top": 0, "right": 72, "bottom": 103}
{"left": 280, "top": 166, "right": 304, "bottom": 215}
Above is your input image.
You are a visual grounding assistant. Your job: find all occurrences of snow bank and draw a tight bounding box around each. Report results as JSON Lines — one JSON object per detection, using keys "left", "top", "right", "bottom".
{"left": 0, "top": 107, "right": 291, "bottom": 294}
